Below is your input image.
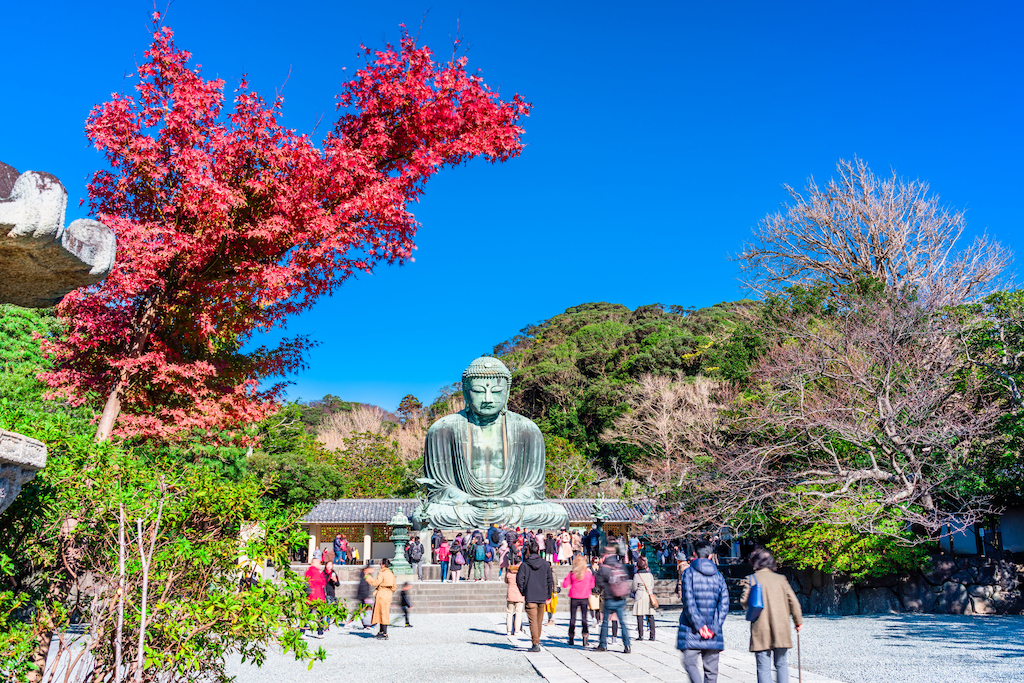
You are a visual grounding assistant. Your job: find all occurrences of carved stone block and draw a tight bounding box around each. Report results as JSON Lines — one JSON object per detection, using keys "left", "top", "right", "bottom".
{"left": 0, "top": 161, "right": 115, "bottom": 307}
{"left": 0, "top": 429, "right": 47, "bottom": 515}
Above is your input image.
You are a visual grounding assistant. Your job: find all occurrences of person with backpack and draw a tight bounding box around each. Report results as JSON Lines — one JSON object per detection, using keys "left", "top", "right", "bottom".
{"left": 516, "top": 539, "right": 554, "bottom": 652}
{"left": 471, "top": 538, "right": 487, "bottom": 581}
{"left": 483, "top": 540, "right": 496, "bottom": 580}
{"left": 741, "top": 547, "right": 803, "bottom": 683}
{"left": 587, "top": 525, "right": 600, "bottom": 560}
{"left": 544, "top": 533, "right": 557, "bottom": 562}
{"left": 593, "top": 545, "right": 631, "bottom": 654}
{"left": 406, "top": 536, "right": 425, "bottom": 581}
{"left": 450, "top": 534, "right": 466, "bottom": 582}
{"left": 678, "top": 540, "right": 729, "bottom": 683}
{"left": 488, "top": 523, "right": 502, "bottom": 547}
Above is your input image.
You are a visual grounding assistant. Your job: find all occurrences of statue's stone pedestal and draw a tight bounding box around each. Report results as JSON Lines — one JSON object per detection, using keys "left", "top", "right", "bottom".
{"left": 0, "top": 429, "right": 46, "bottom": 515}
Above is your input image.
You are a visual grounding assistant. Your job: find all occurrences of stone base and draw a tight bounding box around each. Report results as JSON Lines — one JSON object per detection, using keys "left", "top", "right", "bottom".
{"left": 0, "top": 429, "right": 47, "bottom": 515}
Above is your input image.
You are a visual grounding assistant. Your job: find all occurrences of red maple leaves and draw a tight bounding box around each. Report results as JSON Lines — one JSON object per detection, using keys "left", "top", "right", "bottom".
{"left": 39, "top": 16, "right": 530, "bottom": 443}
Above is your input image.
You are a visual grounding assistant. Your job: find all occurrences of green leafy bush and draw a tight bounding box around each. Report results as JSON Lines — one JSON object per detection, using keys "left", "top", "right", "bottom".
{"left": 0, "top": 307, "right": 338, "bottom": 682}
{"left": 767, "top": 522, "right": 934, "bottom": 580}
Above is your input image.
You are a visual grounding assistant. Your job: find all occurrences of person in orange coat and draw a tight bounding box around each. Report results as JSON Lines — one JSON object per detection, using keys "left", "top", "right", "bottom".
{"left": 366, "top": 558, "right": 397, "bottom": 640}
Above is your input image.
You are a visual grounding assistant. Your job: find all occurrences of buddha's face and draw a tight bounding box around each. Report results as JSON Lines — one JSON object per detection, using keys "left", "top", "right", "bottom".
{"left": 465, "top": 377, "right": 507, "bottom": 418}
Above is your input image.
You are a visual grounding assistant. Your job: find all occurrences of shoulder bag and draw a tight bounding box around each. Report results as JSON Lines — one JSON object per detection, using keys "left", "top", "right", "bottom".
{"left": 641, "top": 574, "right": 659, "bottom": 609}
{"left": 745, "top": 574, "right": 764, "bottom": 622}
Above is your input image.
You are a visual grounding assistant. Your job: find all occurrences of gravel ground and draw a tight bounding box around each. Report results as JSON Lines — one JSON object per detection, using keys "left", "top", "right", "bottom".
{"left": 224, "top": 613, "right": 541, "bottom": 683}
{"left": 715, "top": 611, "right": 1024, "bottom": 683}
{"left": 225, "top": 611, "right": 1024, "bottom": 683}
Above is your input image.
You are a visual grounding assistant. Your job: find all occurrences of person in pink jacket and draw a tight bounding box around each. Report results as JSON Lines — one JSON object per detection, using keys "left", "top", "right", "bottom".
{"left": 562, "top": 555, "right": 596, "bottom": 646}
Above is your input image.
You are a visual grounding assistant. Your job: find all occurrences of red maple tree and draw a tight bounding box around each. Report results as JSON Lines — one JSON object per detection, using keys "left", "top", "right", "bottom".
{"left": 39, "top": 16, "right": 530, "bottom": 443}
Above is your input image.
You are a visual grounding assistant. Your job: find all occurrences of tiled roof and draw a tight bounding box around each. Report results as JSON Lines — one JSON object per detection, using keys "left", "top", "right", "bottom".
{"left": 556, "top": 498, "right": 651, "bottom": 523}
{"left": 301, "top": 498, "right": 650, "bottom": 524}
{"left": 302, "top": 499, "right": 419, "bottom": 524}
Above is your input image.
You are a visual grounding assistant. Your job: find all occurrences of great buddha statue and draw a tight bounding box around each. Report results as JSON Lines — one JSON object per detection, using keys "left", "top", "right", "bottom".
{"left": 413, "top": 357, "right": 569, "bottom": 530}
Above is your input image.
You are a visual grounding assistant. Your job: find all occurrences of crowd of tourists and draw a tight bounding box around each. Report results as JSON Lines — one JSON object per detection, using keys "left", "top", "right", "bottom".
{"left": 300, "top": 529, "right": 803, "bottom": 683}
{"left": 430, "top": 523, "right": 645, "bottom": 584}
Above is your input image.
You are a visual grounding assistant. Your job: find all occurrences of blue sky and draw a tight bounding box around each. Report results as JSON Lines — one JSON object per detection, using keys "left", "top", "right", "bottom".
{"left": 3, "top": 1, "right": 1022, "bottom": 410}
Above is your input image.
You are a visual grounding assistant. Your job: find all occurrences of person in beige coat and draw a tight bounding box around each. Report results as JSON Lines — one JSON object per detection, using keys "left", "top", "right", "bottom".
{"left": 631, "top": 557, "right": 657, "bottom": 641}
{"left": 740, "top": 548, "right": 803, "bottom": 683}
{"left": 366, "top": 558, "right": 397, "bottom": 640}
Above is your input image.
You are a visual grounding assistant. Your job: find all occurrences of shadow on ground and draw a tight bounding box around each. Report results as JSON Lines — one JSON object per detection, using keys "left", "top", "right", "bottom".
{"left": 875, "top": 614, "right": 1024, "bottom": 659}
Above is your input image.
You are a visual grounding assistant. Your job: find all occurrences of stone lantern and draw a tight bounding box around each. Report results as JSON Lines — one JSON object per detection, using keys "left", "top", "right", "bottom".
{"left": 388, "top": 510, "right": 414, "bottom": 576}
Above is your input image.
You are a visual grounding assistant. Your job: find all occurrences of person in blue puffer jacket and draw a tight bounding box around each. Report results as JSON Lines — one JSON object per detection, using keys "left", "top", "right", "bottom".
{"left": 677, "top": 540, "right": 729, "bottom": 683}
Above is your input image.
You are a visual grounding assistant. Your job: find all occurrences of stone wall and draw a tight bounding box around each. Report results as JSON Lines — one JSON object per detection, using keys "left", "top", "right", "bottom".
{"left": 783, "top": 555, "right": 1024, "bottom": 616}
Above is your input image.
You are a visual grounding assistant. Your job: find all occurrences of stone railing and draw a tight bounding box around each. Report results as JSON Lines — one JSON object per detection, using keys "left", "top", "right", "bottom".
{"left": 0, "top": 158, "right": 115, "bottom": 515}
{"left": 0, "top": 429, "right": 47, "bottom": 516}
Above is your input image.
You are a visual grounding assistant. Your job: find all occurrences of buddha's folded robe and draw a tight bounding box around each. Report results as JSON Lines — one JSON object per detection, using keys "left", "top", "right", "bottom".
{"left": 414, "top": 410, "right": 568, "bottom": 530}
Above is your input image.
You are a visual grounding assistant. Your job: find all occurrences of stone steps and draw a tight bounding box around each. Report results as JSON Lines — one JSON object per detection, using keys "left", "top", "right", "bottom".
{"left": 322, "top": 578, "right": 682, "bottom": 614}
{"left": 299, "top": 562, "right": 682, "bottom": 614}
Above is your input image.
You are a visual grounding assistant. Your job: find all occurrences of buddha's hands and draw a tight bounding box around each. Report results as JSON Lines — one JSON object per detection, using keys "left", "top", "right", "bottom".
{"left": 469, "top": 497, "right": 514, "bottom": 509}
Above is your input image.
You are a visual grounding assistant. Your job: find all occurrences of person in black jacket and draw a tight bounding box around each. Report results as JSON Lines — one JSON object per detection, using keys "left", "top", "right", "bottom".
{"left": 430, "top": 529, "right": 444, "bottom": 564}
{"left": 400, "top": 583, "right": 413, "bottom": 627}
{"left": 406, "top": 537, "right": 425, "bottom": 581}
{"left": 516, "top": 539, "right": 553, "bottom": 652}
{"left": 349, "top": 565, "right": 374, "bottom": 629}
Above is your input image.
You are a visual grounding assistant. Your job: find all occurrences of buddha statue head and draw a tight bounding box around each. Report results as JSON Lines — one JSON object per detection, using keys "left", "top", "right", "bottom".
{"left": 461, "top": 356, "right": 512, "bottom": 422}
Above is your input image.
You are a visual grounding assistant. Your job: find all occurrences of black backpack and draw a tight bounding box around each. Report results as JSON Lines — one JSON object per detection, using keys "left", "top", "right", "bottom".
{"left": 409, "top": 542, "right": 424, "bottom": 562}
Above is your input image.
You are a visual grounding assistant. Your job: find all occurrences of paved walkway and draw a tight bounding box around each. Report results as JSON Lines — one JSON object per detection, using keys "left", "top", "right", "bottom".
{"left": 224, "top": 611, "right": 1024, "bottom": 683}
{"left": 497, "top": 614, "right": 844, "bottom": 683}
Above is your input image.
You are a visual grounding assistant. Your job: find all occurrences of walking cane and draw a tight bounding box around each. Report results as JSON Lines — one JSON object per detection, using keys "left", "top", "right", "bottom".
{"left": 797, "top": 630, "right": 802, "bottom": 683}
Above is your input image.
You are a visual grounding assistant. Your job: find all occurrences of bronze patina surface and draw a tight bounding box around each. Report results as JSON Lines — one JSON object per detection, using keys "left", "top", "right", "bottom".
{"left": 414, "top": 357, "right": 568, "bottom": 530}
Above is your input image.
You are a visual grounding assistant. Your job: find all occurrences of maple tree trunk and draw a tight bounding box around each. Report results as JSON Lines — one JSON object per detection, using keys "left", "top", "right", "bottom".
{"left": 95, "top": 294, "right": 163, "bottom": 442}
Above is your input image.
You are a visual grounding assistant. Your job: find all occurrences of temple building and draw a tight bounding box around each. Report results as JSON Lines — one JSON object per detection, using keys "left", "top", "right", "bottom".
{"left": 299, "top": 498, "right": 650, "bottom": 563}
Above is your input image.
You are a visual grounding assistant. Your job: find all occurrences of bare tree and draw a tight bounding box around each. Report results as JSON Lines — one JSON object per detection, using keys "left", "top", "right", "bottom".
{"left": 740, "top": 157, "right": 1011, "bottom": 309}
{"left": 600, "top": 375, "right": 756, "bottom": 539}
{"left": 316, "top": 405, "right": 390, "bottom": 451}
{"left": 737, "top": 292, "right": 1002, "bottom": 538}
{"left": 394, "top": 417, "right": 427, "bottom": 464}
{"left": 603, "top": 375, "right": 733, "bottom": 493}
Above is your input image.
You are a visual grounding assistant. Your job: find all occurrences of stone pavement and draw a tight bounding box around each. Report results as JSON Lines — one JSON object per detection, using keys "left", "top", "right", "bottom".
{"left": 498, "top": 613, "right": 845, "bottom": 683}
